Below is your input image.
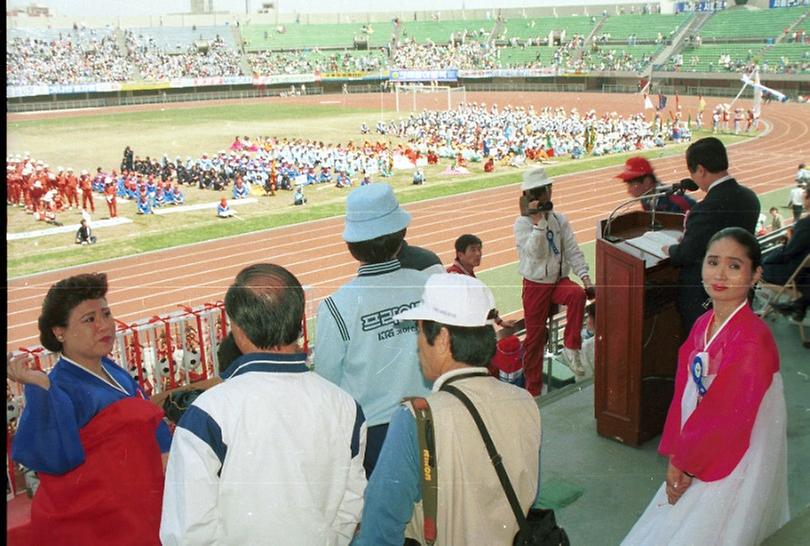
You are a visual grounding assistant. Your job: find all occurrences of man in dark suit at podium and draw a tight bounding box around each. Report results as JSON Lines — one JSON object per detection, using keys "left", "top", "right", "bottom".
{"left": 664, "top": 137, "right": 760, "bottom": 333}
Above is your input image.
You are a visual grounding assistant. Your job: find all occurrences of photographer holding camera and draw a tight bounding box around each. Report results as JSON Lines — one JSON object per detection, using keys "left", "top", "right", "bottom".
{"left": 514, "top": 168, "right": 595, "bottom": 396}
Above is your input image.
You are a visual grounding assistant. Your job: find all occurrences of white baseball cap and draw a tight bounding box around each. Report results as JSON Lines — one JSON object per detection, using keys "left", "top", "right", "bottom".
{"left": 396, "top": 273, "right": 496, "bottom": 327}
{"left": 521, "top": 167, "right": 553, "bottom": 191}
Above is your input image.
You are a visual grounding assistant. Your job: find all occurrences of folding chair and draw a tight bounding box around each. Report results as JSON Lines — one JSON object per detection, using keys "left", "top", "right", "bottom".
{"left": 757, "top": 254, "right": 810, "bottom": 343}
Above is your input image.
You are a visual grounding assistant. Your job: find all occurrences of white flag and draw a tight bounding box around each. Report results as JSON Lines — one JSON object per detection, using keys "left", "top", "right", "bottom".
{"left": 752, "top": 70, "right": 762, "bottom": 118}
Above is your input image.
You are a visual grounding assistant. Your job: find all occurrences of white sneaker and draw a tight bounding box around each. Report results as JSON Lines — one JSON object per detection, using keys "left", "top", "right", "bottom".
{"left": 562, "top": 347, "right": 586, "bottom": 376}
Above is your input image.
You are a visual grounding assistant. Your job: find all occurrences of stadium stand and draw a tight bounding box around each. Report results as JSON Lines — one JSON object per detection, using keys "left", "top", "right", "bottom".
{"left": 698, "top": 6, "right": 807, "bottom": 41}
{"left": 584, "top": 44, "right": 661, "bottom": 71}
{"left": 597, "top": 13, "right": 692, "bottom": 41}
{"left": 399, "top": 19, "right": 494, "bottom": 44}
{"left": 671, "top": 43, "right": 764, "bottom": 72}
{"left": 503, "top": 15, "right": 596, "bottom": 41}
{"left": 7, "top": 29, "right": 130, "bottom": 85}
{"left": 124, "top": 31, "right": 243, "bottom": 80}
{"left": 247, "top": 48, "right": 387, "bottom": 75}
{"left": 8, "top": 27, "right": 80, "bottom": 42}
{"left": 498, "top": 46, "right": 556, "bottom": 68}
{"left": 240, "top": 22, "right": 367, "bottom": 50}
{"left": 125, "top": 26, "right": 237, "bottom": 51}
{"left": 5, "top": 7, "right": 809, "bottom": 87}
{"left": 758, "top": 43, "right": 810, "bottom": 73}
{"left": 392, "top": 40, "right": 499, "bottom": 69}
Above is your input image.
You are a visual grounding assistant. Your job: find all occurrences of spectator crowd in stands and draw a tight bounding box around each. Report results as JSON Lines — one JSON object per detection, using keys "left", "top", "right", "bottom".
{"left": 6, "top": 16, "right": 808, "bottom": 87}
{"left": 7, "top": 29, "right": 130, "bottom": 86}
{"left": 124, "top": 32, "right": 242, "bottom": 80}
{"left": 391, "top": 39, "right": 500, "bottom": 70}
{"left": 247, "top": 48, "right": 386, "bottom": 76}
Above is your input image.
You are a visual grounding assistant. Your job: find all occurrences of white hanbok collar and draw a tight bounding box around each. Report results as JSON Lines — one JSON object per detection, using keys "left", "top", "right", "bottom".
{"left": 62, "top": 355, "right": 130, "bottom": 396}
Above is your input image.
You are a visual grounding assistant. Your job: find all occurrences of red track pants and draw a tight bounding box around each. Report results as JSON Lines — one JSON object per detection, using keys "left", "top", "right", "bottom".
{"left": 82, "top": 190, "right": 95, "bottom": 212}
{"left": 522, "top": 277, "right": 586, "bottom": 396}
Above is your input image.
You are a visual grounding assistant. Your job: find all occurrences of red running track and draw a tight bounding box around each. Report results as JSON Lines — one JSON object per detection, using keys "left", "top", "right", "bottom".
{"left": 7, "top": 92, "right": 809, "bottom": 352}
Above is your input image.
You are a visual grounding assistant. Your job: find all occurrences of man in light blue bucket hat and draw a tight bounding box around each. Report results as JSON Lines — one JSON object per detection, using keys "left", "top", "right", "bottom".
{"left": 314, "top": 184, "right": 432, "bottom": 477}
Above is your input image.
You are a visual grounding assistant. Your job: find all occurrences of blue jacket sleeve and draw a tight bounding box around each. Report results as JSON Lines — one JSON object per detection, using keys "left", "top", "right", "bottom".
{"left": 352, "top": 406, "right": 420, "bottom": 546}
{"left": 313, "top": 298, "right": 349, "bottom": 386}
{"left": 11, "top": 383, "right": 85, "bottom": 475}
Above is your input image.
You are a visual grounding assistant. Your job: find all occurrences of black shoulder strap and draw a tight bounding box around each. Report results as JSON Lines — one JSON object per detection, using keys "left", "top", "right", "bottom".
{"left": 439, "top": 385, "right": 529, "bottom": 533}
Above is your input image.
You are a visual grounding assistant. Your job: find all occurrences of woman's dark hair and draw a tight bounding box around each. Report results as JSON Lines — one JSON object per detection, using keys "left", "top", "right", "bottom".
{"left": 347, "top": 228, "right": 406, "bottom": 264}
{"left": 39, "top": 273, "right": 109, "bottom": 352}
{"left": 421, "top": 320, "right": 496, "bottom": 368}
{"left": 224, "top": 263, "right": 304, "bottom": 350}
{"left": 707, "top": 227, "right": 762, "bottom": 270}
{"left": 686, "top": 137, "right": 728, "bottom": 174}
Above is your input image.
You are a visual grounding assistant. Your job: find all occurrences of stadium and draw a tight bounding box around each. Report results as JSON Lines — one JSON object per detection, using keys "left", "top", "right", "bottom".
{"left": 6, "top": 0, "right": 810, "bottom": 543}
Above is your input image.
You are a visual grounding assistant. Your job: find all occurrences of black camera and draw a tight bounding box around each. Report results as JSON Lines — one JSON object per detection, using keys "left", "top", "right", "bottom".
{"left": 528, "top": 201, "right": 554, "bottom": 214}
{"left": 522, "top": 185, "right": 553, "bottom": 215}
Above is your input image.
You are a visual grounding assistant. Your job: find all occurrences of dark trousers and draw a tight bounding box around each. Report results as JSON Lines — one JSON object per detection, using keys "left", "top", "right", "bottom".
{"left": 363, "top": 423, "right": 389, "bottom": 478}
{"left": 678, "top": 281, "right": 709, "bottom": 336}
{"left": 793, "top": 205, "right": 803, "bottom": 222}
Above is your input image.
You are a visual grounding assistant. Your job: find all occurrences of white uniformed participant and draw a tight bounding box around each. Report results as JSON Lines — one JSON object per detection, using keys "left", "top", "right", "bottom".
{"left": 161, "top": 264, "right": 367, "bottom": 546}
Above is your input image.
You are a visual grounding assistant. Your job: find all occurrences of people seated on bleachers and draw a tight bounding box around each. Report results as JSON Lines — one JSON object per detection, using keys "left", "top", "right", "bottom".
{"left": 124, "top": 32, "right": 242, "bottom": 80}
{"left": 7, "top": 30, "right": 130, "bottom": 86}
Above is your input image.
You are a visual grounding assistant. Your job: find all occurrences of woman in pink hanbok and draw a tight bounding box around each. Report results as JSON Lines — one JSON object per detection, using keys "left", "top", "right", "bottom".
{"left": 623, "top": 227, "right": 789, "bottom": 546}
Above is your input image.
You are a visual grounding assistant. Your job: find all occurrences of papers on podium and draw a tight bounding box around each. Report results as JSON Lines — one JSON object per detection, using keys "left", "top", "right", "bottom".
{"left": 625, "top": 229, "right": 681, "bottom": 259}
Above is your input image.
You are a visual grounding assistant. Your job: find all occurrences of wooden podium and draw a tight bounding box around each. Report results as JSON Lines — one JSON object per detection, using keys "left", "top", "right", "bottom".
{"left": 594, "top": 211, "right": 685, "bottom": 446}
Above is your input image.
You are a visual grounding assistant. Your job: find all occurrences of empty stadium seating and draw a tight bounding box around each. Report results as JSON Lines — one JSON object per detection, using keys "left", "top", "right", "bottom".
{"left": 399, "top": 19, "right": 493, "bottom": 45}
{"left": 598, "top": 13, "right": 692, "bottom": 41}
{"left": 698, "top": 6, "right": 806, "bottom": 40}
{"left": 125, "top": 26, "right": 236, "bottom": 51}
{"left": 240, "top": 23, "right": 371, "bottom": 51}
{"left": 504, "top": 15, "right": 595, "bottom": 40}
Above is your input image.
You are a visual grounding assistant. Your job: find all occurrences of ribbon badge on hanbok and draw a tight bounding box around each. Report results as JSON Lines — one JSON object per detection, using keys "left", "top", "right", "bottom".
{"left": 691, "top": 351, "right": 709, "bottom": 397}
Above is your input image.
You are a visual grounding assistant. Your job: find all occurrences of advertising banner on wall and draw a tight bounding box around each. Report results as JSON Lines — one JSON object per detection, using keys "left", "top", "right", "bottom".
{"left": 388, "top": 69, "right": 458, "bottom": 82}
{"left": 458, "top": 68, "right": 559, "bottom": 79}
{"left": 7, "top": 81, "right": 124, "bottom": 98}
{"left": 251, "top": 74, "right": 317, "bottom": 86}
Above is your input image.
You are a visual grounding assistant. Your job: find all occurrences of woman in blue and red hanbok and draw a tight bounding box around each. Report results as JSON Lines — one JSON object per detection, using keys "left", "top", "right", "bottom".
{"left": 623, "top": 228, "right": 789, "bottom": 546}
{"left": 10, "top": 272, "right": 172, "bottom": 546}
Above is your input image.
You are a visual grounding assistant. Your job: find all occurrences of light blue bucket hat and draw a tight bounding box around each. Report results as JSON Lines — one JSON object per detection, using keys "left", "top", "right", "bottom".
{"left": 342, "top": 184, "right": 412, "bottom": 242}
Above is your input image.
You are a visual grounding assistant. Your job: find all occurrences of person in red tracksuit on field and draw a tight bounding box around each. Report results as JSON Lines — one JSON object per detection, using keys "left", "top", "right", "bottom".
{"left": 104, "top": 178, "right": 118, "bottom": 218}
{"left": 65, "top": 168, "right": 79, "bottom": 209}
{"left": 79, "top": 169, "right": 95, "bottom": 212}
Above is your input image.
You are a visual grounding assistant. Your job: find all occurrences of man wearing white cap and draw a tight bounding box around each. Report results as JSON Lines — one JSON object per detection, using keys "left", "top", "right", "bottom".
{"left": 515, "top": 167, "right": 594, "bottom": 395}
{"left": 314, "top": 183, "right": 432, "bottom": 477}
{"left": 354, "top": 274, "right": 541, "bottom": 545}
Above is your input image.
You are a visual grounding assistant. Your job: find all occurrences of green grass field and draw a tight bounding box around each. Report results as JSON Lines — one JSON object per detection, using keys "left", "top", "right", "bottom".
{"left": 7, "top": 101, "right": 754, "bottom": 278}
